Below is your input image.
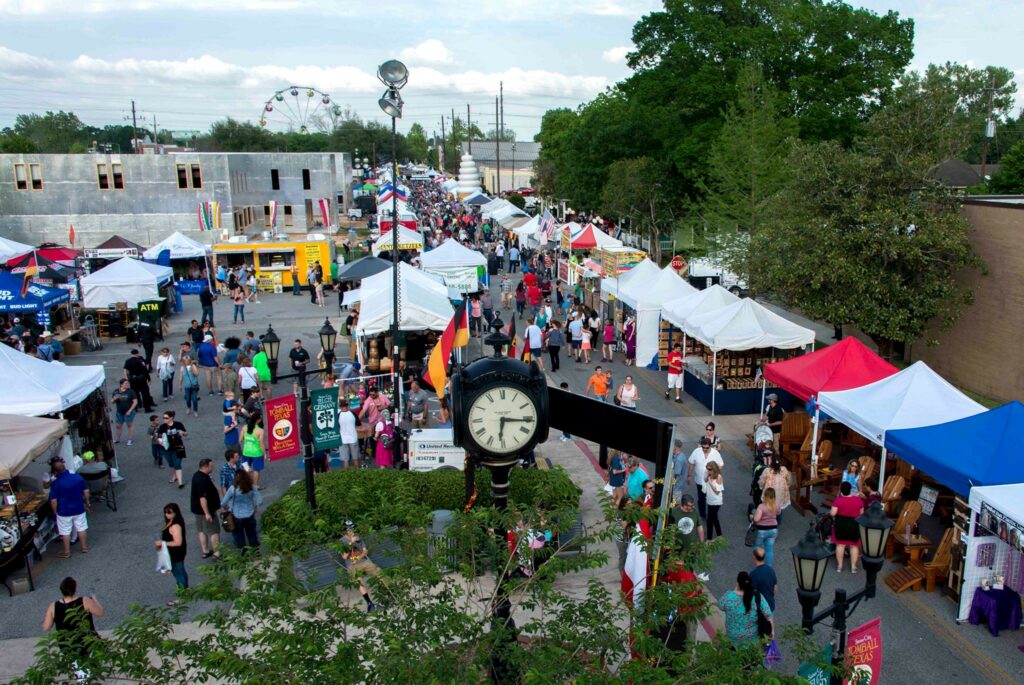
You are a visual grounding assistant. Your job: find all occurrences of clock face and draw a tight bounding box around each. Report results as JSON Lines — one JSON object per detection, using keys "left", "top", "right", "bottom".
{"left": 467, "top": 385, "right": 539, "bottom": 455}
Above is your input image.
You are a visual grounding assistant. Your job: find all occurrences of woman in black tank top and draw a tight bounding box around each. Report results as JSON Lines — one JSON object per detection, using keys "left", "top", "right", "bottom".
{"left": 42, "top": 576, "right": 104, "bottom": 658}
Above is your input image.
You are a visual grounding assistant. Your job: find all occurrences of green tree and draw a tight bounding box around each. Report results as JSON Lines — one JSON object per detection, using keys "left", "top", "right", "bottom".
{"left": 601, "top": 156, "right": 680, "bottom": 262}
{"left": 692, "top": 64, "right": 798, "bottom": 290}
{"left": 198, "top": 118, "right": 277, "bottom": 151}
{"left": 532, "top": 108, "right": 578, "bottom": 200}
{"left": 14, "top": 111, "right": 87, "bottom": 152}
{"left": 0, "top": 130, "right": 37, "bottom": 153}
{"left": 405, "top": 123, "right": 429, "bottom": 163}
{"left": 485, "top": 128, "right": 516, "bottom": 143}
{"left": 988, "top": 139, "right": 1024, "bottom": 193}
{"left": 506, "top": 192, "right": 526, "bottom": 210}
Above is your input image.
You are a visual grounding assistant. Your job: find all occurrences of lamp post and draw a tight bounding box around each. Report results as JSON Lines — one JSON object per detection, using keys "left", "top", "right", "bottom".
{"left": 262, "top": 324, "right": 281, "bottom": 384}
{"left": 791, "top": 501, "right": 894, "bottom": 684}
{"left": 378, "top": 58, "right": 408, "bottom": 422}
{"left": 319, "top": 318, "right": 337, "bottom": 373}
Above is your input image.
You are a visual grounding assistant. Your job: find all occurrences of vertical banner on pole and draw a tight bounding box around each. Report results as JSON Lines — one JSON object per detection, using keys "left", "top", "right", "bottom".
{"left": 310, "top": 386, "right": 341, "bottom": 451}
{"left": 844, "top": 617, "right": 882, "bottom": 685}
{"left": 798, "top": 644, "right": 833, "bottom": 685}
{"left": 265, "top": 394, "right": 300, "bottom": 461}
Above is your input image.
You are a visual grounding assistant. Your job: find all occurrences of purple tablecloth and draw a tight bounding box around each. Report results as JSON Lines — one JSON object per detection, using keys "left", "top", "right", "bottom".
{"left": 968, "top": 587, "right": 1022, "bottom": 636}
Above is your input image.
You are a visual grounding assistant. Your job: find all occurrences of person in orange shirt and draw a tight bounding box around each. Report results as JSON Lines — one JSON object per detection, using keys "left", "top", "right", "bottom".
{"left": 585, "top": 366, "right": 609, "bottom": 402}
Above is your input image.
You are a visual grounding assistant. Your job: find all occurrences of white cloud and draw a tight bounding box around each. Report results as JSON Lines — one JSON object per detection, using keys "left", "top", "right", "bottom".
{"left": 0, "top": 46, "right": 58, "bottom": 79}
{"left": 399, "top": 39, "right": 454, "bottom": 66}
{"left": 0, "top": 0, "right": 319, "bottom": 14}
{"left": 602, "top": 46, "right": 631, "bottom": 64}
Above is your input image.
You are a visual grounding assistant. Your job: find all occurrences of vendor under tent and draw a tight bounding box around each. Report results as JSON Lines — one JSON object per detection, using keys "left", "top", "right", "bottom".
{"left": 371, "top": 226, "right": 424, "bottom": 256}
{"left": 817, "top": 361, "right": 986, "bottom": 491}
{"left": 0, "top": 236, "right": 33, "bottom": 263}
{"left": 885, "top": 401, "right": 1024, "bottom": 498}
{"left": 631, "top": 267, "right": 698, "bottom": 370}
{"left": 0, "top": 272, "right": 71, "bottom": 329}
{"left": 143, "top": 231, "right": 214, "bottom": 294}
{"left": 958, "top": 483, "right": 1024, "bottom": 625}
{"left": 80, "top": 256, "right": 173, "bottom": 309}
{"left": 419, "top": 238, "right": 488, "bottom": 293}
{"left": 336, "top": 256, "right": 392, "bottom": 282}
{"left": 682, "top": 298, "right": 816, "bottom": 415}
{"left": 511, "top": 215, "right": 541, "bottom": 247}
{"left": 0, "top": 414, "right": 68, "bottom": 481}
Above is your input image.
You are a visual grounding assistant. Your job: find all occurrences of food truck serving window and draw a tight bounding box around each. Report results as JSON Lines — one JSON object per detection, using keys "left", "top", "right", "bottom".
{"left": 256, "top": 248, "right": 295, "bottom": 269}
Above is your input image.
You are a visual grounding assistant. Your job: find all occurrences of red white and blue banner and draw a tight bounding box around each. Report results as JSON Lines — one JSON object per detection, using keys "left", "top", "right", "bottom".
{"left": 539, "top": 210, "right": 556, "bottom": 245}
{"left": 318, "top": 198, "right": 332, "bottom": 226}
{"left": 378, "top": 182, "right": 409, "bottom": 203}
{"left": 268, "top": 200, "right": 279, "bottom": 229}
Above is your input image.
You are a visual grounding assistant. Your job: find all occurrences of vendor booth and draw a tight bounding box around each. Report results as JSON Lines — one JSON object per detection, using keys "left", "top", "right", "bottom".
{"left": 510, "top": 215, "right": 541, "bottom": 248}
{"left": 0, "top": 272, "right": 71, "bottom": 329}
{"left": 82, "top": 235, "right": 144, "bottom": 275}
{"left": 562, "top": 222, "right": 623, "bottom": 250}
{"left": 213, "top": 235, "right": 335, "bottom": 290}
{"left": 620, "top": 266, "right": 697, "bottom": 370}
{"left": 336, "top": 256, "right": 392, "bottom": 282}
{"left": 80, "top": 257, "right": 173, "bottom": 309}
{"left": 378, "top": 200, "right": 418, "bottom": 232}
{"left": 143, "top": 231, "right": 213, "bottom": 294}
{"left": 816, "top": 361, "right": 985, "bottom": 491}
{"left": 419, "top": 238, "right": 488, "bottom": 293}
{"left": 462, "top": 192, "right": 491, "bottom": 207}
{"left": 678, "top": 297, "right": 815, "bottom": 415}
{"left": 0, "top": 414, "right": 69, "bottom": 595}
{"left": 372, "top": 226, "right": 424, "bottom": 256}
{"left": 0, "top": 236, "right": 33, "bottom": 263}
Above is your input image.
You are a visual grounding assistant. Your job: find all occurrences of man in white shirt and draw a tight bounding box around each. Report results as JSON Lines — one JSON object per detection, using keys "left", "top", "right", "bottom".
{"left": 686, "top": 437, "right": 724, "bottom": 520}
{"left": 495, "top": 242, "right": 506, "bottom": 271}
{"left": 567, "top": 315, "right": 584, "bottom": 362}
{"left": 524, "top": 317, "right": 545, "bottom": 371}
{"left": 337, "top": 402, "right": 361, "bottom": 468}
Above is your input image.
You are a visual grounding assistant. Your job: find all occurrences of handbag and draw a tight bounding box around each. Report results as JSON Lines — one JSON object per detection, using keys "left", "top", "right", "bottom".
{"left": 744, "top": 523, "right": 758, "bottom": 548}
{"left": 763, "top": 638, "right": 782, "bottom": 669}
{"left": 219, "top": 509, "right": 236, "bottom": 532}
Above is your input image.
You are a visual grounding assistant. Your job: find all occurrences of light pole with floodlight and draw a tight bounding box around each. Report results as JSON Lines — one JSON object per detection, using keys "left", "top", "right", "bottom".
{"left": 377, "top": 58, "right": 408, "bottom": 421}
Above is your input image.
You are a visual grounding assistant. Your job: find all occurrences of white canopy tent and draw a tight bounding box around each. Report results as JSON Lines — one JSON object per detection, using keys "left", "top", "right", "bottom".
{"left": 660, "top": 284, "right": 741, "bottom": 330}
{"left": 685, "top": 298, "right": 815, "bottom": 414}
{"left": 600, "top": 258, "right": 661, "bottom": 305}
{"left": 0, "top": 343, "right": 106, "bottom": 416}
{"left": 0, "top": 414, "right": 68, "bottom": 479}
{"left": 633, "top": 267, "right": 698, "bottom": 369}
{"left": 960, "top": 484, "right": 1024, "bottom": 621}
{"left": 80, "top": 257, "right": 173, "bottom": 308}
{"left": 0, "top": 236, "right": 34, "bottom": 263}
{"left": 420, "top": 239, "right": 488, "bottom": 292}
{"left": 490, "top": 204, "right": 528, "bottom": 223}
{"left": 441, "top": 179, "right": 460, "bottom": 193}
{"left": 355, "top": 261, "right": 454, "bottom": 336}
{"left": 481, "top": 198, "right": 511, "bottom": 215}
{"left": 511, "top": 215, "right": 541, "bottom": 247}
{"left": 142, "top": 231, "right": 212, "bottom": 260}
{"left": 371, "top": 226, "right": 424, "bottom": 256}
{"left": 817, "top": 361, "right": 985, "bottom": 487}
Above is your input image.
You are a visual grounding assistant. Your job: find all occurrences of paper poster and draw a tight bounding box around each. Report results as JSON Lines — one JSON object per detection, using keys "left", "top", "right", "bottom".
{"left": 844, "top": 617, "right": 882, "bottom": 685}
{"left": 265, "top": 394, "right": 300, "bottom": 461}
{"left": 310, "top": 386, "right": 341, "bottom": 451}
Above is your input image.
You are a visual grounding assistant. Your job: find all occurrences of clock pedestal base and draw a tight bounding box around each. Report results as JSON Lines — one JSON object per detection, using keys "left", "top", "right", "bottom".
{"left": 482, "top": 459, "right": 518, "bottom": 511}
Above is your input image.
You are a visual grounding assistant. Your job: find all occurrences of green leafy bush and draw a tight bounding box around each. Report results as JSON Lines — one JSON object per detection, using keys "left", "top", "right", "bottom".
{"left": 262, "top": 466, "right": 580, "bottom": 552}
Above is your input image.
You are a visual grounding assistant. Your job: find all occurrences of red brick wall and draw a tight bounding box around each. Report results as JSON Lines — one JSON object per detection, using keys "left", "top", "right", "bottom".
{"left": 911, "top": 202, "right": 1024, "bottom": 402}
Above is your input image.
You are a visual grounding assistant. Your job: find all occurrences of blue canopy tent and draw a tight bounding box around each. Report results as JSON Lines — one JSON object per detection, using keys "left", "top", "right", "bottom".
{"left": 0, "top": 271, "right": 71, "bottom": 328}
{"left": 885, "top": 401, "right": 1024, "bottom": 497}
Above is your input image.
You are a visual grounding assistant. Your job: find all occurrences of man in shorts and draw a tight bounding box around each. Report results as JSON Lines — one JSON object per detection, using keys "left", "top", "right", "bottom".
{"left": 665, "top": 342, "right": 685, "bottom": 403}
{"left": 337, "top": 402, "right": 361, "bottom": 468}
{"left": 48, "top": 456, "right": 91, "bottom": 558}
{"left": 111, "top": 379, "right": 138, "bottom": 446}
{"left": 568, "top": 314, "right": 584, "bottom": 362}
{"left": 190, "top": 459, "right": 221, "bottom": 558}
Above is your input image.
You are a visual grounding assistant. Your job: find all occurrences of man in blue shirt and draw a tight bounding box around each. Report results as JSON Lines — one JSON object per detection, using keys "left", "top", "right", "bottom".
{"left": 241, "top": 331, "right": 261, "bottom": 360}
{"left": 48, "top": 457, "right": 91, "bottom": 558}
{"left": 196, "top": 333, "right": 221, "bottom": 396}
{"left": 750, "top": 547, "right": 778, "bottom": 611}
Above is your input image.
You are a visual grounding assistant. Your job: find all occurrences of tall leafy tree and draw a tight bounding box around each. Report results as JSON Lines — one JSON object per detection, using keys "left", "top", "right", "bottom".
{"left": 14, "top": 111, "right": 87, "bottom": 152}
{"left": 0, "top": 130, "right": 38, "bottom": 153}
{"left": 692, "top": 64, "right": 798, "bottom": 290}
{"left": 602, "top": 156, "right": 680, "bottom": 262}
{"left": 987, "top": 139, "right": 1024, "bottom": 193}
{"left": 405, "top": 123, "right": 429, "bottom": 163}
{"left": 532, "top": 108, "right": 578, "bottom": 200}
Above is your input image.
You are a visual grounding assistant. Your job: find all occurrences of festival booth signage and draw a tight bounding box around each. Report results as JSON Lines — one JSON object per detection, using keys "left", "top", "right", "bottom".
{"left": 371, "top": 226, "right": 424, "bottom": 256}
{"left": 143, "top": 231, "right": 214, "bottom": 294}
{"left": 0, "top": 272, "right": 70, "bottom": 328}
{"left": 310, "top": 387, "right": 341, "bottom": 452}
{"left": 844, "top": 618, "right": 883, "bottom": 685}
{"left": 265, "top": 394, "right": 300, "bottom": 461}
{"left": 420, "top": 238, "right": 488, "bottom": 293}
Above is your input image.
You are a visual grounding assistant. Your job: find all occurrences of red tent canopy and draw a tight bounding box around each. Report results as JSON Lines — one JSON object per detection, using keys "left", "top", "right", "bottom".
{"left": 37, "top": 246, "right": 80, "bottom": 265}
{"left": 762, "top": 337, "right": 898, "bottom": 403}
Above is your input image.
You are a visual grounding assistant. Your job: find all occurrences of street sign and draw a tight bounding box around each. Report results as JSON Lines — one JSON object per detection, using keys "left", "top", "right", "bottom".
{"left": 310, "top": 387, "right": 341, "bottom": 451}
{"left": 266, "top": 394, "right": 300, "bottom": 461}
{"left": 670, "top": 254, "right": 686, "bottom": 272}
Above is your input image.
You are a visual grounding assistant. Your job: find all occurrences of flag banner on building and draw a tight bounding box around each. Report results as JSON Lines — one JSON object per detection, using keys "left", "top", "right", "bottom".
{"left": 318, "top": 198, "right": 332, "bottom": 226}
{"left": 539, "top": 210, "right": 556, "bottom": 245}
{"left": 310, "top": 386, "right": 341, "bottom": 451}
{"left": 422, "top": 299, "right": 469, "bottom": 399}
{"left": 198, "top": 201, "right": 220, "bottom": 232}
{"left": 68, "top": 225, "right": 76, "bottom": 247}
{"left": 505, "top": 315, "right": 518, "bottom": 359}
{"left": 265, "top": 394, "right": 300, "bottom": 461}
{"left": 621, "top": 519, "right": 653, "bottom": 609}
{"left": 268, "top": 200, "right": 279, "bottom": 229}
{"left": 378, "top": 182, "right": 409, "bottom": 204}
{"left": 844, "top": 618, "right": 882, "bottom": 685}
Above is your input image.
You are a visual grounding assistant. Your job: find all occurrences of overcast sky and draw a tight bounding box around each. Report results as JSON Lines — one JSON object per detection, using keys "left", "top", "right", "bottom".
{"left": 0, "top": 0, "right": 1021, "bottom": 140}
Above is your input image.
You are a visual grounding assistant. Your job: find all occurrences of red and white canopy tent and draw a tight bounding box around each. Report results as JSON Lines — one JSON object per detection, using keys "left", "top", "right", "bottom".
{"left": 763, "top": 337, "right": 900, "bottom": 466}
{"left": 563, "top": 222, "right": 623, "bottom": 250}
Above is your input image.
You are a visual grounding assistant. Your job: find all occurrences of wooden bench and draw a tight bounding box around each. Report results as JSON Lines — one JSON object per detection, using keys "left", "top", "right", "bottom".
{"left": 885, "top": 565, "right": 924, "bottom": 593}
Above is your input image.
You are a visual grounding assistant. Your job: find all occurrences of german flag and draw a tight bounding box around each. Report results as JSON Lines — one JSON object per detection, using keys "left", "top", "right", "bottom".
{"left": 505, "top": 315, "right": 517, "bottom": 359}
{"left": 19, "top": 255, "right": 38, "bottom": 298}
{"left": 422, "top": 299, "right": 469, "bottom": 399}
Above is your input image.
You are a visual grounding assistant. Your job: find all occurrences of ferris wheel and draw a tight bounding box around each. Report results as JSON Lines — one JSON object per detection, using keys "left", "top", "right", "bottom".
{"left": 257, "top": 86, "right": 340, "bottom": 133}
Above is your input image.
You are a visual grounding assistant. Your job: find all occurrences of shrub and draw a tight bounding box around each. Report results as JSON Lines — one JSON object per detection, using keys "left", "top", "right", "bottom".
{"left": 261, "top": 465, "right": 580, "bottom": 552}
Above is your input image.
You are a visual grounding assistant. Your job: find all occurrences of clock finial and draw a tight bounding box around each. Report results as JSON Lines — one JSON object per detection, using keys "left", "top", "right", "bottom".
{"left": 484, "top": 311, "right": 510, "bottom": 357}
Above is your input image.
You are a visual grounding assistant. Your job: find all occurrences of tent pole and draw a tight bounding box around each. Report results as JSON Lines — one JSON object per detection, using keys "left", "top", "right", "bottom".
{"left": 810, "top": 406, "right": 821, "bottom": 479}
{"left": 711, "top": 350, "right": 717, "bottom": 416}
{"left": 759, "top": 377, "right": 767, "bottom": 418}
{"left": 878, "top": 444, "right": 887, "bottom": 493}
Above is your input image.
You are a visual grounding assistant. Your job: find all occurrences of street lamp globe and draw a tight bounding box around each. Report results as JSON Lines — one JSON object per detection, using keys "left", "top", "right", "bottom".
{"left": 791, "top": 524, "right": 832, "bottom": 594}
{"left": 318, "top": 318, "right": 337, "bottom": 353}
{"left": 857, "top": 500, "right": 894, "bottom": 560}
{"left": 262, "top": 324, "right": 281, "bottom": 364}
{"left": 377, "top": 59, "right": 409, "bottom": 89}
{"left": 379, "top": 88, "right": 403, "bottom": 118}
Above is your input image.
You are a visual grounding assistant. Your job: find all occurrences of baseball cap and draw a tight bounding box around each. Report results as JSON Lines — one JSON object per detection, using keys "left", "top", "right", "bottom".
{"left": 48, "top": 455, "right": 65, "bottom": 466}
{"left": 767, "top": 393, "right": 779, "bottom": 401}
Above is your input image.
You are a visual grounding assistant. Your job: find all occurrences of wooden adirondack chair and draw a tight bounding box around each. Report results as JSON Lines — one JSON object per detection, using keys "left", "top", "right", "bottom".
{"left": 840, "top": 428, "right": 878, "bottom": 457}
{"left": 858, "top": 456, "right": 877, "bottom": 484}
{"left": 780, "top": 412, "right": 811, "bottom": 456}
{"left": 885, "top": 501, "right": 924, "bottom": 559}
{"left": 910, "top": 527, "right": 955, "bottom": 592}
{"left": 881, "top": 475, "right": 906, "bottom": 516}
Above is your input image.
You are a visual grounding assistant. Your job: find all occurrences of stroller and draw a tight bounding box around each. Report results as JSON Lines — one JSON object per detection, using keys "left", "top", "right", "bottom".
{"left": 748, "top": 423, "right": 775, "bottom": 509}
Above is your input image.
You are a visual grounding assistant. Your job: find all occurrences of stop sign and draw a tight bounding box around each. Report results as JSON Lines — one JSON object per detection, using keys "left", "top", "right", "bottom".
{"left": 670, "top": 255, "right": 686, "bottom": 272}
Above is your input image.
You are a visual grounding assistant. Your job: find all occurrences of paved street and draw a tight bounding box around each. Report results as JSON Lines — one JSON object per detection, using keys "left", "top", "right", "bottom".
{"left": 0, "top": 269, "right": 1020, "bottom": 684}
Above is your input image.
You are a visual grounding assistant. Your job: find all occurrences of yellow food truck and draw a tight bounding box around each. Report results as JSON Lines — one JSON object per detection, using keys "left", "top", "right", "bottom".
{"left": 213, "top": 235, "right": 335, "bottom": 290}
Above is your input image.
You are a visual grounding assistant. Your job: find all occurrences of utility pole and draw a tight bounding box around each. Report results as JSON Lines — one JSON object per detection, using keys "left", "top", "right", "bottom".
{"left": 980, "top": 75, "right": 997, "bottom": 181}
{"left": 130, "top": 100, "right": 139, "bottom": 153}
{"left": 432, "top": 130, "right": 438, "bottom": 169}
{"left": 152, "top": 114, "right": 158, "bottom": 146}
{"left": 494, "top": 95, "right": 501, "bottom": 195}
{"left": 372, "top": 142, "right": 377, "bottom": 171}
{"left": 440, "top": 115, "right": 447, "bottom": 174}
{"left": 467, "top": 104, "right": 472, "bottom": 155}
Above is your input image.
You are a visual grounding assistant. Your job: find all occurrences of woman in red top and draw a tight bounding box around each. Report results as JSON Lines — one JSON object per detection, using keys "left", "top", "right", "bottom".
{"left": 602, "top": 319, "right": 616, "bottom": 363}
{"left": 831, "top": 481, "right": 864, "bottom": 573}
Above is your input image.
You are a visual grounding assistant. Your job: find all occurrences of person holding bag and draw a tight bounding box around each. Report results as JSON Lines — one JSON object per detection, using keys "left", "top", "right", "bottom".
{"left": 156, "top": 411, "right": 188, "bottom": 489}
{"left": 221, "top": 469, "right": 263, "bottom": 551}
{"left": 179, "top": 356, "right": 201, "bottom": 417}
{"left": 719, "top": 570, "right": 773, "bottom": 648}
{"left": 155, "top": 502, "right": 188, "bottom": 605}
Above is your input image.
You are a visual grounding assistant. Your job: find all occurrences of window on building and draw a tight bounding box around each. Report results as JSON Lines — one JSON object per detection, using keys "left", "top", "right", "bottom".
{"left": 97, "top": 164, "right": 110, "bottom": 190}
{"left": 304, "top": 198, "right": 314, "bottom": 227}
{"left": 284, "top": 205, "right": 294, "bottom": 227}
{"left": 28, "top": 163, "right": 43, "bottom": 190}
{"left": 271, "top": 169, "right": 280, "bottom": 190}
{"left": 112, "top": 163, "right": 124, "bottom": 190}
{"left": 176, "top": 164, "right": 188, "bottom": 189}
{"left": 190, "top": 163, "right": 202, "bottom": 189}
{"left": 13, "top": 163, "right": 28, "bottom": 191}
{"left": 302, "top": 168, "right": 311, "bottom": 190}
